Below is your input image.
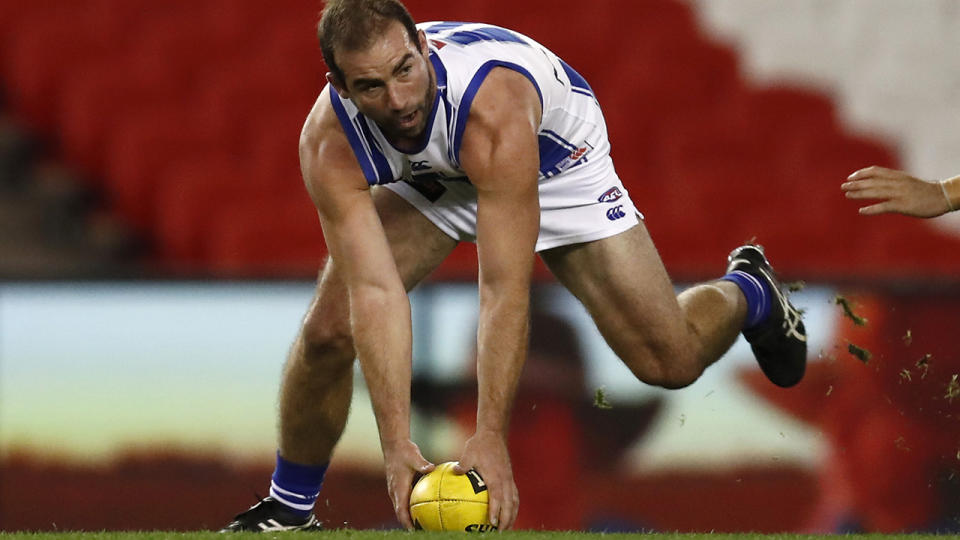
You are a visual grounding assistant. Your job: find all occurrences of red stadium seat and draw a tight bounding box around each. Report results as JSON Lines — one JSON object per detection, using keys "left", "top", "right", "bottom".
{"left": 620, "top": 39, "right": 741, "bottom": 117}
{"left": 2, "top": 3, "right": 132, "bottom": 132}
{"left": 197, "top": 56, "right": 320, "bottom": 152}
{"left": 402, "top": 0, "right": 492, "bottom": 28}
{"left": 205, "top": 194, "right": 324, "bottom": 276}
{"left": 0, "top": 0, "right": 68, "bottom": 77}
{"left": 242, "top": 104, "right": 313, "bottom": 191}
{"left": 783, "top": 132, "right": 898, "bottom": 214}
{"left": 130, "top": 14, "right": 248, "bottom": 94}
{"left": 223, "top": 0, "right": 325, "bottom": 31}
{"left": 102, "top": 104, "right": 225, "bottom": 231}
{"left": 153, "top": 154, "right": 271, "bottom": 263}
{"left": 644, "top": 95, "right": 831, "bottom": 277}
{"left": 56, "top": 57, "right": 186, "bottom": 179}
{"left": 733, "top": 87, "right": 836, "bottom": 143}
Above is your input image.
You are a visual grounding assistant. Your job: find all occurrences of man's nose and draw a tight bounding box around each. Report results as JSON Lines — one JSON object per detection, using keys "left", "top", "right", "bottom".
{"left": 386, "top": 83, "right": 407, "bottom": 110}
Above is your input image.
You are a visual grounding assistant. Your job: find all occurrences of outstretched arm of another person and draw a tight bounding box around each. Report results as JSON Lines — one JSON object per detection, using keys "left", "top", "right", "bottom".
{"left": 843, "top": 166, "right": 959, "bottom": 218}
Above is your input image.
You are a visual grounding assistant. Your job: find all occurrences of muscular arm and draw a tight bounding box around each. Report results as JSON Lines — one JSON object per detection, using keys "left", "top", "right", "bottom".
{"left": 300, "top": 89, "right": 432, "bottom": 528}
{"left": 454, "top": 68, "right": 542, "bottom": 530}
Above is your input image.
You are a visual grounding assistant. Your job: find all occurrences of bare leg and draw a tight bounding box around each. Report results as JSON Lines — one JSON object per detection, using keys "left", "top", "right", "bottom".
{"left": 279, "top": 188, "right": 458, "bottom": 463}
{"left": 539, "top": 221, "right": 746, "bottom": 389}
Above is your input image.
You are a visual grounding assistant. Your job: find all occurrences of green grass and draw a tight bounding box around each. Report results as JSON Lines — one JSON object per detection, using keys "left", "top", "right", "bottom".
{"left": 0, "top": 532, "right": 955, "bottom": 540}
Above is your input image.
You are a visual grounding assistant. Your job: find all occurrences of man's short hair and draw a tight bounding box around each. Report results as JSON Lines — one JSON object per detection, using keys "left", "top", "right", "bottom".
{"left": 318, "top": 0, "right": 421, "bottom": 86}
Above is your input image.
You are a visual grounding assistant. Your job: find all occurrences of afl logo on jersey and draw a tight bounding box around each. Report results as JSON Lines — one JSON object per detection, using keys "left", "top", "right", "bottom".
{"left": 598, "top": 186, "right": 623, "bottom": 203}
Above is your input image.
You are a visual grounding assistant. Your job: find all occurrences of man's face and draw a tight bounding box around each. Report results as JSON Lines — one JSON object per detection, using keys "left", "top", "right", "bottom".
{"left": 332, "top": 22, "right": 434, "bottom": 145}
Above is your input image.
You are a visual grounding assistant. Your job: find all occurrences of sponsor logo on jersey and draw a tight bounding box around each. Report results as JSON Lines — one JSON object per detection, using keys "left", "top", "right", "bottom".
{"left": 541, "top": 141, "right": 594, "bottom": 178}
{"left": 598, "top": 186, "right": 623, "bottom": 203}
{"left": 606, "top": 205, "right": 626, "bottom": 221}
{"left": 404, "top": 174, "right": 447, "bottom": 203}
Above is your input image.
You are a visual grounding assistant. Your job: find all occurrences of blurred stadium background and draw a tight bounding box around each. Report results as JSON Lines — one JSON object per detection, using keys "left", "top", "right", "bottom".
{"left": 1, "top": 0, "right": 959, "bottom": 533}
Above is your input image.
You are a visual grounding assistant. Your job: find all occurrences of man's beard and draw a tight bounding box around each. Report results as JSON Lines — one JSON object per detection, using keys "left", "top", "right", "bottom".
{"left": 381, "top": 67, "right": 435, "bottom": 144}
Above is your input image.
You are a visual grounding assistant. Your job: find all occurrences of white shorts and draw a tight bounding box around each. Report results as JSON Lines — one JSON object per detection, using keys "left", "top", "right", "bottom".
{"left": 383, "top": 155, "right": 641, "bottom": 252}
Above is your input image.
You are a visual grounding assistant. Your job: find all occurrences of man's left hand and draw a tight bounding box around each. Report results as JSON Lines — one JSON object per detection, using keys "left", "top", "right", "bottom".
{"left": 382, "top": 439, "right": 435, "bottom": 530}
{"left": 453, "top": 430, "right": 519, "bottom": 530}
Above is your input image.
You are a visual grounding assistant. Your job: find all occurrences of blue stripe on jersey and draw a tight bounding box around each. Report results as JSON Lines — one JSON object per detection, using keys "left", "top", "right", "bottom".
{"left": 538, "top": 135, "right": 573, "bottom": 177}
{"left": 329, "top": 89, "right": 379, "bottom": 184}
{"left": 429, "top": 50, "right": 456, "bottom": 163}
{"left": 429, "top": 50, "right": 448, "bottom": 89}
{"left": 559, "top": 59, "right": 594, "bottom": 96}
{"left": 443, "top": 26, "right": 528, "bottom": 46}
{"left": 354, "top": 116, "right": 394, "bottom": 183}
{"left": 424, "top": 21, "right": 468, "bottom": 33}
{"left": 538, "top": 130, "right": 579, "bottom": 177}
{"left": 451, "top": 61, "right": 543, "bottom": 166}
{"left": 540, "top": 130, "right": 578, "bottom": 152}
{"left": 430, "top": 51, "right": 452, "bottom": 128}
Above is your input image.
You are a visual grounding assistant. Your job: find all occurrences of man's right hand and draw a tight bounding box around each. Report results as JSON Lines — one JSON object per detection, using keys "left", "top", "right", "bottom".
{"left": 382, "top": 439, "right": 435, "bottom": 530}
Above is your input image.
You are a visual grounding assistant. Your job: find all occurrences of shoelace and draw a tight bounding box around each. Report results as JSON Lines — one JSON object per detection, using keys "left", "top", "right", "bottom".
{"left": 768, "top": 276, "right": 806, "bottom": 342}
{"left": 758, "top": 265, "right": 807, "bottom": 343}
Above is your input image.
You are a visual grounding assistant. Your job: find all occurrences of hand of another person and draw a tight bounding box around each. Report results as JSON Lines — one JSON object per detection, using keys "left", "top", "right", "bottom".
{"left": 454, "top": 430, "right": 519, "bottom": 530}
{"left": 843, "top": 166, "right": 953, "bottom": 218}
{"left": 382, "top": 439, "right": 435, "bottom": 530}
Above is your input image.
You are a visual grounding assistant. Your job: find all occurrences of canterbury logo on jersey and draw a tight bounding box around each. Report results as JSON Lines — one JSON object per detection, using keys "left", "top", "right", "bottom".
{"left": 410, "top": 160, "right": 431, "bottom": 172}
{"left": 606, "top": 205, "right": 626, "bottom": 220}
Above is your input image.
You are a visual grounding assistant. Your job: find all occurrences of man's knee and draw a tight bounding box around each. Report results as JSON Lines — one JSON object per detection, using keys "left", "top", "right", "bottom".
{"left": 300, "top": 309, "right": 355, "bottom": 371}
{"left": 626, "top": 342, "right": 703, "bottom": 390}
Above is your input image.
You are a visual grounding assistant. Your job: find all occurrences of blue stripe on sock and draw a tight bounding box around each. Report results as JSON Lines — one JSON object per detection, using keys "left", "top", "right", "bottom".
{"left": 721, "top": 270, "right": 771, "bottom": 329}
{"left": 271, "top": 452, "right": 328, "bottom": 517}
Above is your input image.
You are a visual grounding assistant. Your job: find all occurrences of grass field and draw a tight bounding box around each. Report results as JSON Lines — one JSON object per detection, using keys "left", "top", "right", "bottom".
{"left": 0, "top": 532, "right": 953, "bottom": 540}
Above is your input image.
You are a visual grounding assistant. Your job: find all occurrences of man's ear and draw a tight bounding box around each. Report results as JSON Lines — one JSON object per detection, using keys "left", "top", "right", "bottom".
{"left": 326, "top": 72, "right": 348, "bottom": 98}
{"left": 417, "top": 29, "right": 428, "bottom": 54}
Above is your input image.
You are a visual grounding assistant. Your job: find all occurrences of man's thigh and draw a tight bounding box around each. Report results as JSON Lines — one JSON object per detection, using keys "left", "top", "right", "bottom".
{"left": 312, "top": 187, "right": 459, "bottom": 321}
{"left": 372, "top": 186, "right": 459, "bottom": 290}
{"left": 538, "top": 221, "right": 687, "bottom": 358}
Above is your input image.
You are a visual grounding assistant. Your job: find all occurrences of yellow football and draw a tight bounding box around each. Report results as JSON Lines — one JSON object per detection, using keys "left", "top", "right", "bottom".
{"left": 409, "top": 462, "right": 496, "bottom": 532}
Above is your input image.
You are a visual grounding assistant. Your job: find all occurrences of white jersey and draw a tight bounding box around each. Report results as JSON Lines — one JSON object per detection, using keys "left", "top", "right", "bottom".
{"left": 328, "top": 21, "right": 612, "bottom": 188}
